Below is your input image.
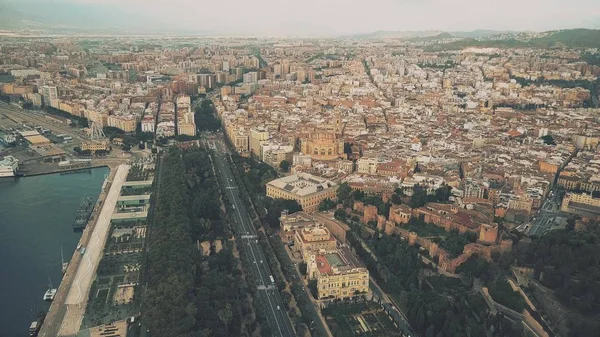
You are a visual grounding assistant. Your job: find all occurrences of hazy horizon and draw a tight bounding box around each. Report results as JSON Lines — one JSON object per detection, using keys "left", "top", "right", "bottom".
{"left": 1, "top": 0, "right": 600, "bottom": 36}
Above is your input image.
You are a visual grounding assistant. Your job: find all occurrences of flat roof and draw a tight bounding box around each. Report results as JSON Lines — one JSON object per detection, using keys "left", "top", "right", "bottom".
{"left": 568, "top": 202, "right": 600, "bottom": 214}
{"left": 122, "top": 180, "right": 153, "bottom": 187}
{"left": 111, "top": 211, "right": 148, "bottom": 220}
{"left": 25, "top": 134, "right": 51, "bottom": 145}
{"left": 118, "top": 194, "right": 151, "bottom": 201}
{"left": 317, "top": 245, "right": 366, "bottom": 275}
{"left": 325, "top": 253, "right": 344, "bottom": 268}
{"left": 268, "top": 172, "right": 337, "bottom": 197}
{"left": 30, "top": 144, "right": 66, "bottom": 157}
{"left": 19, "top": 130, "right": 40, "bottom": 137}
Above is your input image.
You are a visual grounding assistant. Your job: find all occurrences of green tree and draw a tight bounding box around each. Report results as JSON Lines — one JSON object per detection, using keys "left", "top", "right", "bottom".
{"left": 308, "top": 279, "right": 318, "bottom": 298}
{"left": 343, "top": 142, "right": 353, "bottom": 156}
{"left": 541, "top": 134, "right": 557, "bottom": 146}
{"left": 217, "top": 304, "right": 232, "bottom": 332}
{"left": 337, "top": 182, "right": 352, "bottom": 206}
{"left": 102, "top": 126, "right": 125, "bottom": 139}
{"left": 352, "top": 189, "right": 365, "bottom": 201}
{"left": 334, "top": 209, "right": 346, "bottom": 220}
{"left": 195, "top": 100, "right": 221, "bottom": 131}
{"left": 410, "top": 184, "right": 428, "bottom": 208}
{"left": 391, "top": 188, "right": 404, "bottom": 204}
{"left": 299, "top": 262, "right": 307, "bottom": 275}
{"left": 265, "top": 198, "right": 302, "bottom": 228}
{"left": 434, "top": 185, "right": 452, "bottom": 202}
{"left": 318, "top": 198, "right": 336, "bottom": 211}
{"left": 279, "top": 160, "right": 290, "bottom": 172}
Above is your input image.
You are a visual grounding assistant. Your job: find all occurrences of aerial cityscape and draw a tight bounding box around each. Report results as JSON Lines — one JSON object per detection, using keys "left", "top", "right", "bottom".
{"left": 1, "top": 2, "right": 600, "bottom": 337}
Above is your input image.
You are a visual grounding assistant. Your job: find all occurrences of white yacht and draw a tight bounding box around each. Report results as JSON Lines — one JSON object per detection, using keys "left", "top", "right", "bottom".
{"left": 43, "top": 288, "right": 57, "bottom": 301}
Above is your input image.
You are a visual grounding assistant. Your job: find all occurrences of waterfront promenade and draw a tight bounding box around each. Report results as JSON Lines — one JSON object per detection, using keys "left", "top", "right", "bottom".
{"left": 38, "top": 164, "right": 129, "bottom": 337}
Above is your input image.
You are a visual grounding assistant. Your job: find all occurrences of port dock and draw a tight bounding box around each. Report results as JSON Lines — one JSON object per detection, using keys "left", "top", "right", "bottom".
{"left": 37, "top": 164, "right": 130, "bottom": 337}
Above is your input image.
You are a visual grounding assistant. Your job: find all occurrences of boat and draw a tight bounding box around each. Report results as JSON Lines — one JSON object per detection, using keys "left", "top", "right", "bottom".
{"left": 43, "top": 277, "right": 57, "bottom": 301}
{"left": 0, "top": 155, "right": 19, "bottom": 178}
{"left": 61, "top": 247, "right": 68, "bottom": 274}
{"left": 43, "top": 288, "right": 57, "bottom": 301}
{"left": 28, "top": 311, "right": 45, "bottom": 337}
{"left": 73, "top": 196, "right": 95, "bottom": 230}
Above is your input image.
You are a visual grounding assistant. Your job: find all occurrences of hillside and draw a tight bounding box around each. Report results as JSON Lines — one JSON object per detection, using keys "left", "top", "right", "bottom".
{"left": 534, "top": 29, "right": 600, "bottom": 48}
{"left": 351, "top": 30, "right": 511, "bottom": 40}
{"left": 423, "top": 29, "right": 600, "bottom": 51}
{"left": 408, "top": 32, "right": 454, "bottom": 42}
{"left": 351, "top": 30, "right": 444, "bottom": 39}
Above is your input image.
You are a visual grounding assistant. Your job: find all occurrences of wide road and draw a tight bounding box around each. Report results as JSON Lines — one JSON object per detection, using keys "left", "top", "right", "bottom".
{"left": 209, "top": 138, "right": 295, "bottom": 337}
{"left": 528, "top": 190, "right": 562, "bottom": 237}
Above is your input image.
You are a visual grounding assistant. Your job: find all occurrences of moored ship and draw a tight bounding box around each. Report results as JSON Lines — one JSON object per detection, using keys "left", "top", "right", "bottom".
{"left": 43, "top": 288, "right": 57, "bottom": 301}
{"left": 28, "top": 311, "right": 45, "bottom": 337}
{"left": 73, "top": 196, "right": 95, "bottom": 230}
{"left": 43, "top": 277, "right": 57, "bottom": 301}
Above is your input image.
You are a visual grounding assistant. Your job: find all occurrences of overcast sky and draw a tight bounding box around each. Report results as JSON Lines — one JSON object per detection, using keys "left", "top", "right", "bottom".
{"left": 10, "top": 0, "right": 600, "bottom": 35}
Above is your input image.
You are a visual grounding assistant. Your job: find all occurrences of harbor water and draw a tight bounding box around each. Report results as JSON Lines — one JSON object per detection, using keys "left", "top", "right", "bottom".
{"left": 0, "top": 167, "right": 109, "bottom": 337}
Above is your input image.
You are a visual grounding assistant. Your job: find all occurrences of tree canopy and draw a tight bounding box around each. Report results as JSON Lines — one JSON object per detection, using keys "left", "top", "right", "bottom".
{"left": 142, "top": 147, "right": 247, "bottom": 337}
{"left": 195, "top": 100, "right": 221, "bottom": 132}
{"left": 279, "top": 160, "right": 290, "bottom": 172}
{"left": 516, "top": 225, "right": 600, "bottom": 317}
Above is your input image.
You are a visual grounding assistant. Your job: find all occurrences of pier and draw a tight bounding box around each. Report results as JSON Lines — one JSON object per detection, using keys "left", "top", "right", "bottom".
{"left": 38, "top": 164, "right": 130, "bottom": 337}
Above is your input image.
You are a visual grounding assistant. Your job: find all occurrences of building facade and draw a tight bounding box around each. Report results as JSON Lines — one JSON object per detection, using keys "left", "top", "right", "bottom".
{"left": 266, "top": 173, "right": 338, "bottom": 212}
{"left": 561, "top": 192, "right": 600, "bottom": 217}
{"left": 308, "top": 247, "right": 369, "bottom": 300}
{"left": 250, "top": 127, "right": 269, "bottom": 158}
{"left": 294, "top": 226, "right": 337, "bottom": 260}
{"left": 300, "top": 131, "right": 345, "bottom": 161}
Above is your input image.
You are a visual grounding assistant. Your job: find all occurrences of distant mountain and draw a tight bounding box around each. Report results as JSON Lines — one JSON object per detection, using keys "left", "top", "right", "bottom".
{"left": 0, "top": 1, "right": 183, "bottom": 35}
{"left": 350, "top": 30, "right": 511, "bottom": 40}
{"left": 0, "top": 1, "right": 336, "bottom": 36}
{"left": 449, "top": 30, "right": 517, "bottom": 38}
{"left": 422, "top": 29, "right": 600, "bottom": 51}
{"left": 408, "top": 33, "right": 454, "bottom": 42}
{"left": 350, "top": 30, "right": 445, "bottom": 39}
{"left": 533, "top": 29, "right": 600, "bottom": 48}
